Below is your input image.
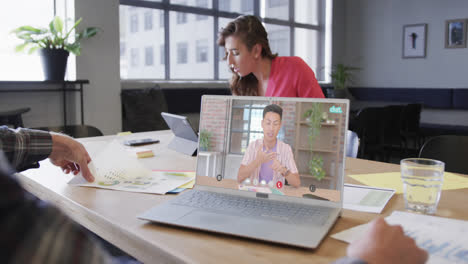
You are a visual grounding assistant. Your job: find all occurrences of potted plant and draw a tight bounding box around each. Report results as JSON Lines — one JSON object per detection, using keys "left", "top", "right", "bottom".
{"left": 330, "top": 63, "right": 360, "bottom": 99}
{"left": 303, "top": 104, "right": 326, "bottom": 181}
{"left": 308, "top": 155, "right": 326, "bottom": 181}
{"left": 199, "top": 130, "right": 212, "bottom": 152}
{"left": 12, "top": 16, "right": 98, "bottom": 80}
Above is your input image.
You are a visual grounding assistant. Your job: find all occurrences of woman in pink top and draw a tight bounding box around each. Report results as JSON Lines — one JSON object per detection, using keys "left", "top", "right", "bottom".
{"left": 237, "top": 104, "right": 300, "bottom": 188}
{"left": 217, "top": 15, "right": 324, "bottom": 98}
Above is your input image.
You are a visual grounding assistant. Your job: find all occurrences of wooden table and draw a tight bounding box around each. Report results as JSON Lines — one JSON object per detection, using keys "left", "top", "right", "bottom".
{"left": 17, "top": 130, "right": 468, "bottom": 264}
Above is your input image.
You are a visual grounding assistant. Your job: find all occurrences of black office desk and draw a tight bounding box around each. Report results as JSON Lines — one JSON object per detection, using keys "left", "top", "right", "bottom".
{"left": 0, "top": 80, "right": 89, "bottom": 125}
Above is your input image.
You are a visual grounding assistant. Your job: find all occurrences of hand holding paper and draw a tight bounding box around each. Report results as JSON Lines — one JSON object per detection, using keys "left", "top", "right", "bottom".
{"left": 69, "top": 140, "right": 194, "bottom": 194}
{"left": 332, "top": 211, "right": 468, "bottom": 264}
{"left": 49, "top": 133, "right": 94, "bottom": 182}
{"left": 70, "top": 140, "right": 150, "bottom": 185}
{"left": 347, "top": 218, "right": 428, "bottom": 264}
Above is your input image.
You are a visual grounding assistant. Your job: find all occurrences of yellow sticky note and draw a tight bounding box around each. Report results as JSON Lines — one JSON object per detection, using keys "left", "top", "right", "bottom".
{"left": 117, "top": 131, "right": 132, "bottom": 136}
{"left": 136, "top": 150, "right": 154, "bottom": 158}
{"left": 348, "top": 172, "right": 468, "bottom": 194}
{"left": 178, "top": 179, "right": 195, "bottom": 189}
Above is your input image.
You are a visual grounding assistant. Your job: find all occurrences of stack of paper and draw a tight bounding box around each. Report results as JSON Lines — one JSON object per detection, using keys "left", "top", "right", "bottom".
{"left": 68, "top": 140, "right": 194, "bottom": 194}
{"left": 343, "top": 184, "right": 395, "bottom": 213}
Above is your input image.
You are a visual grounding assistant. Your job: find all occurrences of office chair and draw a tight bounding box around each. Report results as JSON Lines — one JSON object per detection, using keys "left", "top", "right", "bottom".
{"left": 354, "top": 107, "right": 386, "bottom": 161}
{"left": 381, "top": 105, "right": 405, "bottom": 162}
{"left": 400, "top": 103, "right": 422, "bottom": 156}
{"left": 121, "top": 86, "right": 169, "bottom": 132}
{"left": 346, "top": 130, "right": 359, "bottom": 158}
{"left": 33, "top": 125, "right": 103, "bottom": 138}
{"left": 354, "top": 106, "right": 405, "bottom": 162}
{"left": 419, "top": 135, "right": 468, "bottom": 174}
{"left": 0, "top": 107, "right": 31, "bottom": 128}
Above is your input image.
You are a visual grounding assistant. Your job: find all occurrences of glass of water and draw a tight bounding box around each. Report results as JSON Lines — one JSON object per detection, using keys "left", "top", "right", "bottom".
{"left": 400, "top": 158, "right": 445, "bottom": 214}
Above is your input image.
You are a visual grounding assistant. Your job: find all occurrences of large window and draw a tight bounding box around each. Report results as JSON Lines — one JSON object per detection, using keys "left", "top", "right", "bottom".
{"left": 119, "top": 0, "right": 332, "bottom": 81}
{"left": 120, "top": 6, "right": 165, "bottom": 79}
{"left": 0, "top": 1, "right": 61, "bottom": 80}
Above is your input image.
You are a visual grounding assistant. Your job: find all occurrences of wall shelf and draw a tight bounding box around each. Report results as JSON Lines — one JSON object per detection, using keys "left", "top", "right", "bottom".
{"left": 296, "top": 147, "right": 338, "bottom": 153}
{"left": 293, "top": 102, "right": 343, "bottom": 189}
{"left": 299, "top": 174, "right": 333, "bottom": 181}
{"left": 297, "top": 121, "right": 337, "bottom": 126}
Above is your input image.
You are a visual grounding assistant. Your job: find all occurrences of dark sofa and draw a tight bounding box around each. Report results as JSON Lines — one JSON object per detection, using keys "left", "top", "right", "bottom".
{"left": 349, "top": 87, "right": 468, "bottom": 136}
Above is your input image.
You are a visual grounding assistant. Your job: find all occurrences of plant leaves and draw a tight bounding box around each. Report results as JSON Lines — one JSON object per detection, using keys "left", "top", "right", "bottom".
{"left": 12, "top": 16, "right": 97, "bottom": 56}
{"left": 53, "top": 16, "right": 64, "bottom": 35}
{"left": 11, "top": 26, "right": 43, "bottom": 34}
{"left": 28, "top": 46, "right": 40, "bottom": 54}
{"left": 14, "top": 43, "right": 29, "bottom": 52}
{"left": 64, "top": 17, "right": 82, "bottom": 40}
{"left": 330, "top": 64, "right": 360, "bottom": 90}
{"left": 82, "top": 27, "right": 99, "bottom": 39}
{"left": 16, "top": 33, "right": 33, "bottom": 40}
{"left": 66, "top": 43, "right": 81, "bottom": 55}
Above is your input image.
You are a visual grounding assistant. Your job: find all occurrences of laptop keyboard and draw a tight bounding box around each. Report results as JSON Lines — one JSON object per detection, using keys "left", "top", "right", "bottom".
{"left": 172, "top": 190, "right": 331, "bottom": 226}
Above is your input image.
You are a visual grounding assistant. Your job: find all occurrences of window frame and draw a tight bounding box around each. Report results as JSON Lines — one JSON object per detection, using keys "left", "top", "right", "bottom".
{"left": 230, "top": 102, "right": 266, "bottom": 155}
{"left": 120, "top": 0, "right": 327, "bottom": 81}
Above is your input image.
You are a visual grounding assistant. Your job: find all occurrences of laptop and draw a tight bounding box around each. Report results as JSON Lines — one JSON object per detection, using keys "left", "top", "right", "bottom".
{"left": 161, "top": 112, "right": 199, "bottom": 156}
{"left": 139, "top": 96, "right": 349, "bottom": 249}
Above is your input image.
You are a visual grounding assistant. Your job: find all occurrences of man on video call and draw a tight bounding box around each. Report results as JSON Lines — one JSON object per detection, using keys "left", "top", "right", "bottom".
{"left": 237, "top": 104, "right": 301, "bottom": 188}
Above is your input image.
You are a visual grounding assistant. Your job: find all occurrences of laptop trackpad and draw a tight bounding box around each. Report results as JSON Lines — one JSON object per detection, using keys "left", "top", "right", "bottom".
{"left": 176, "top": 210, "right": 236, "bottom": 229}
{"left": 139, "top": 205, "right": 196, "bottom": 222}
{"left": 175, "top": 210, "right": 281, "bottom": 239}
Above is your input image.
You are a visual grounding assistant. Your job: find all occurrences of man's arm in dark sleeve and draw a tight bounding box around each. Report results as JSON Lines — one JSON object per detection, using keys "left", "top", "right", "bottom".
{"left": 0, "top": 151, "right": 118, "bottom": 264}
{"left": 0, "top": 126, "right": 53, "bottom": 171}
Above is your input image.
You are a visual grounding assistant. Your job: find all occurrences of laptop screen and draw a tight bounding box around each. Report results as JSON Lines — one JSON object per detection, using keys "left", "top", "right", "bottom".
{"left": 196, "top": 96, "right": 349, "bottom": 203}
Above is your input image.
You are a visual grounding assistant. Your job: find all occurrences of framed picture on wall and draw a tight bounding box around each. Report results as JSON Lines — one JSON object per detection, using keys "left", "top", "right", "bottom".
{"left": 402, "top": 24, "right": 427, "bottom": 58}
{"left": 445, "top": 19, "right": 467, "bottom": 48}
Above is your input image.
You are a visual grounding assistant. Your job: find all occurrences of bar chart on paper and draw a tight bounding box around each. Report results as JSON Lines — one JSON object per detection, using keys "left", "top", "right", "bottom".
{"left": 388, "top": 212, "right": 468, "bottom": 264}
{"left": 332, "top": 211, "right": 468, "bottom": 264}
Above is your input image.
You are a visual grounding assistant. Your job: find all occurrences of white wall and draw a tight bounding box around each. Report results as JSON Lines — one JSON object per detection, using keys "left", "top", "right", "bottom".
{"left": 75, "top": 0, "right": 121, "bottom": 134}
{"left": 340, "top": 0, "right": 468, "bottom": 88}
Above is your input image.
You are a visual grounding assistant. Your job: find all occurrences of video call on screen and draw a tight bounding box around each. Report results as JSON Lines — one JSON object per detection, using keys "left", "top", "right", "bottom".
{"left": 196, "top": 96, "right": 347, "bottom": 202}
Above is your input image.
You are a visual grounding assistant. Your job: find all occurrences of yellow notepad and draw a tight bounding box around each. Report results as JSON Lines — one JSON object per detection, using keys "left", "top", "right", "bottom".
{"left": 348, "top": 172, "right": 468, "bottom": 194}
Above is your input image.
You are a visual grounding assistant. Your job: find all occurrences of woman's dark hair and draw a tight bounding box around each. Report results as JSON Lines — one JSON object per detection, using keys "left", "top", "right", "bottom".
{"left": 217, "top": 15, "right": 277, "bottom": 96}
